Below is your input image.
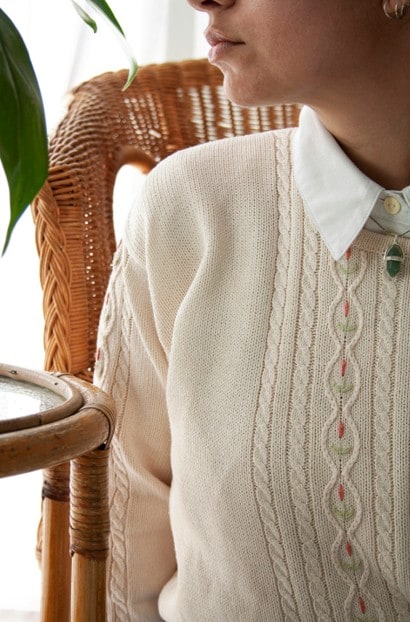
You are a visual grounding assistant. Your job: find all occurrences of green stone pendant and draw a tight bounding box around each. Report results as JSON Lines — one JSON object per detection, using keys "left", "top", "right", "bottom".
{"left": 384, "top": 237, "right": 404, "bottom": 277}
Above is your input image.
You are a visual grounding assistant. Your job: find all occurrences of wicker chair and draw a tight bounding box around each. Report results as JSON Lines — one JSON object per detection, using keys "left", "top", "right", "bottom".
{"left": 32, "top": 58, "right": 300, "bottom": 621}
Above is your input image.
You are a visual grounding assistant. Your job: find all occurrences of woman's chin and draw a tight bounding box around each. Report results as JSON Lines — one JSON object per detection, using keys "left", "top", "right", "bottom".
{"left": 222, "top": 77, "right": 274, "bottom": 108}
{"left": 219, "top": 68, "right": 290, "bottom": 108}
{"left": 221, "top": 76, "right": 256, "bottom": 107}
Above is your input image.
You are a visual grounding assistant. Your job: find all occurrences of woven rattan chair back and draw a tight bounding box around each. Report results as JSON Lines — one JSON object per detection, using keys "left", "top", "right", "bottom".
{"left": 32, "top": 58, "right": 300, "bottom": 383}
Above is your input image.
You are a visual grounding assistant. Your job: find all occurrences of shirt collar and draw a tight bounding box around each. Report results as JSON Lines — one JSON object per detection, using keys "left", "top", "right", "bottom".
{"left": 293, "top": 106, "right": 383, "bottom": 260}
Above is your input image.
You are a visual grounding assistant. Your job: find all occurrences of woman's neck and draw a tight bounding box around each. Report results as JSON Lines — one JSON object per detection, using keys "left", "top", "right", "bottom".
{"left": 311, "top": 43, "right": 410, "bottom": 190}
{"left": 313, "top": 104, "right": 410, "bottom": 190}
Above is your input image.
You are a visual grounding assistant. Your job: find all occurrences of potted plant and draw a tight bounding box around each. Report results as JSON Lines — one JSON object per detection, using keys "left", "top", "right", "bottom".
{"left": 0, "top": 0, "right": 137, "bottom": 252}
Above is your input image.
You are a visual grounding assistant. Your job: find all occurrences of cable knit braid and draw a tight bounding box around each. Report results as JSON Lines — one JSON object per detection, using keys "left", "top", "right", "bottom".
{"left": 95, "top": 245, "right": 132, "bottom": 620}
{"left": 252, "top": 134, "right": 299, "bottom": 621}
{"left": 287, "top": 201, "right": 333, "bottom": 620}
{"left": 374, "top": 272, "right": 410, "bottom": 619}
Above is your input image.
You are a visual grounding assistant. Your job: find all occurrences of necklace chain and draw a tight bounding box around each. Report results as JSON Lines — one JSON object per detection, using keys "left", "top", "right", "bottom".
{"left": 369, "top": 215, "right": 410, "bottom": 239}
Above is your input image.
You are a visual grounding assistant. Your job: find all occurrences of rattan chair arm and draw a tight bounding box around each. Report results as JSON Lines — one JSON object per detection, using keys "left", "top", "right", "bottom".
{"left": 32, "top": 181, "right": 73, "bottom": 373}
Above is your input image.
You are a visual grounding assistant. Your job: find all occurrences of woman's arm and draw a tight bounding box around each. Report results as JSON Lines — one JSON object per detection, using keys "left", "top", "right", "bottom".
{"left": 94, "top": 213, "right": 176, "bottom": 620}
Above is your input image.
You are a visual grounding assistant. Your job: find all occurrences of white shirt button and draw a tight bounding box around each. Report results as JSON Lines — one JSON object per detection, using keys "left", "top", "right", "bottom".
{"left": 383, "top": 196, "right": 401, "bottom": 215}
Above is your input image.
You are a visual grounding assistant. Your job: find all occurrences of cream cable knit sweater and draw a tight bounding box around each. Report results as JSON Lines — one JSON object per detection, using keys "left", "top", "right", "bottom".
{"left": 95, "top": 128, "right": 410, "bottom": 622}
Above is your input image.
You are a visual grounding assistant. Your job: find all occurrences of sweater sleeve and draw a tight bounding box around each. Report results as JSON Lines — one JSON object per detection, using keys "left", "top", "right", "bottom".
{"left": 94, "top": 180, "right": 178, "bottom": 620}
{"left": 94, "top": 145, "right": 207, "bottom": 620}
{"left": 93, "top": 133, "right": 268, "bottom": 619}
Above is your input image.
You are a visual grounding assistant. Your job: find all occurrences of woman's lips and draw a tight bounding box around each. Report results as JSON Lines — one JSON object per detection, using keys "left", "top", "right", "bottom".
{"left": 205, "top": 30, "right": 244, "bottom": 63}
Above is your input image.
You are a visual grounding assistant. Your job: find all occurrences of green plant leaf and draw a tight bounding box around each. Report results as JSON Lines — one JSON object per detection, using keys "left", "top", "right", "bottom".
{"left": 0, "top": 9, "right": 48, "bottom": 253}
{"left": 85, "top": 0, "right": 125, "bottom": 36}
{"left": 71, "top": 1, "right": 98, "bottom": 33}
{"left": 75, "top": 0, "right": 138, "bottom": 89}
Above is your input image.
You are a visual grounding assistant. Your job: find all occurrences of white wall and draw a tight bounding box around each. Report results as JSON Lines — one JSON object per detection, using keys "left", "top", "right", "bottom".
{"left": 0, "top": 0, "right": 207, "bottom": 613}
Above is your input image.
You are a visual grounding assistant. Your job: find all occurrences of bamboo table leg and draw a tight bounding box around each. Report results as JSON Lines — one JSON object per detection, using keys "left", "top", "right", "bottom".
{"left": 70, "top": 449, "right": 110, "bottom": 622}
{"left": 0, "top": 368, "right": 114, "bottom": 622}
{"left": 40, "top": 463, "right": 71, "bottom": 622}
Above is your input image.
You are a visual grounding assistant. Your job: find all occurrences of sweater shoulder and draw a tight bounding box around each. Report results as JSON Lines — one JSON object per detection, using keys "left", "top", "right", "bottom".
{"left": 151, "top": 126, "right": 294, "bottom": 188}
{"left": 123, "top": 127, "right": 295, "bottom": 260}
{"left": 139, "top": 127, "right": 295, "bottom": 217}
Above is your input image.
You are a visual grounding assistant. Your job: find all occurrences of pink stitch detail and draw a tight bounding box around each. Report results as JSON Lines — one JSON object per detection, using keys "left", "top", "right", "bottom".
{"left": 345, "top": 247, "right": 352, "bottom": 260}
{"left": 338, "top": 421, "right": 345, "bottom": 439}
{"left": 341, "top": 360, "right": 347, "bottom": 376}
{"left": 338, "top": 484, "right": 345, "bottom": 501}
{"left": 359, "top": 596, "right": 366, "bottom": 614}
{"left": 344, "top": 300, "right": 350, "bottom": 317}
{"left": 346, "top": 541, "right": 352, "bottom": 557}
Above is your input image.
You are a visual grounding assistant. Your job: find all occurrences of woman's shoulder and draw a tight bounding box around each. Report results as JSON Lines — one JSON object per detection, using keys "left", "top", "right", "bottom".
{"left": 157, "top": 126, "right": 294, "bottom": 174}
{"left": 124, "top": 126, "right": 296, "bottom": 252}
{"left": 123, "top": 126, "right": 296, "bottom": 266}
{"left": 143, "top": 126, "right": 295, "bottom": 200}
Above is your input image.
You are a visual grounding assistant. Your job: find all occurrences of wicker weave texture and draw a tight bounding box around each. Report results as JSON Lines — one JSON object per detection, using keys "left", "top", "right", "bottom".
{"left": 32, "top": 59, "right": 300, "bottom": 381}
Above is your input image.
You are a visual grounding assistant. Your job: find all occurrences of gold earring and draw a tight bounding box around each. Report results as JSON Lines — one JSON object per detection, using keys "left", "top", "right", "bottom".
{"left": 383, "top": 0, "right": 409, "bottom": 18}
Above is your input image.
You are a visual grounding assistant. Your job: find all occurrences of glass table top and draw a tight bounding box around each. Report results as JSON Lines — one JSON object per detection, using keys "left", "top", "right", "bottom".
{"left": 0, "top": 376, "right": 65, "bottom": 420}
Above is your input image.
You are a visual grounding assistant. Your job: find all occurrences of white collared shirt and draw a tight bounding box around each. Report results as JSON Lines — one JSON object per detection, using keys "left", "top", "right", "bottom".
{"left": 293, "top": 106, "right": 410, "bottom": 260}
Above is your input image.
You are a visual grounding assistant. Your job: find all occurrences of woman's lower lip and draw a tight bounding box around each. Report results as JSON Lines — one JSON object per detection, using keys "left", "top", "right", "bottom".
{"left": 208, "top": 41, "right": 240, "bottom": 63}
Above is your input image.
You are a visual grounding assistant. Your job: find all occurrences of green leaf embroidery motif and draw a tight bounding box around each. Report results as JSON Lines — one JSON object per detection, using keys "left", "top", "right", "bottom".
{"left": 331, "top": 441, "right": 353, "bottom": 457}
{"left": 332, "top": 502, "right": 355, "bottom": 521}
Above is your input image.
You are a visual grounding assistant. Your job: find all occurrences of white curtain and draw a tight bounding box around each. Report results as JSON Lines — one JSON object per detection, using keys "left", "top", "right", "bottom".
{"left": 0, "top": 1, "right": 207, "bottom": 613}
